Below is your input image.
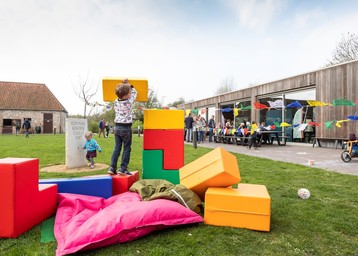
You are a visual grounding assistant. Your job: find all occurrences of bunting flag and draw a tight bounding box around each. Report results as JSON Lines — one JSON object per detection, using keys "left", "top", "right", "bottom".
{"left": 234, "top": 108, "right": 239, "bottom": 116}
{"left": 308, "top": 121, "right": 322, "bottom": 126}
{"left": 200, "top": 108, "right": 206, "bottom": 115}
{"left": 286, "top": 101, "right": 303, "bottom": 108}
{"left": 274, "top": 122, "right": 281, "bottom": 127}
{"left": 191, "top": 109, "right": 199, "bottom": 115}
{"left": 185, "top": 109, "right": 191, "bottom": 116}
{"left": 268, "top": 99, "right": 283, "bottom": 108}
{"left": 356, "top": 99, "right": 358, "bottom": 104}
{"left": 332, "top": 99, "right": 356, "bottom": 106}
{"left": 325, "top": 121, "right": 334, "bottom": 129}
{"left": 280, "top": 122, "right": 291, "bottom": 127}
{"left": 240, "top": 104, "right": 252, "bottom": 110}
{"left": 335, "top": 119, "right": 350, "bottom": 128}
{"left": 221, "top": 107, "right": 232, "bottom": 113}
{"left": 307, "top": 100, "right": 331, "bottom": 107}
{"left": 347, "top": 115, "right": 358, "bottom": 121}
{"left": 254, "top": 102, "right": 269, "bottom": 109}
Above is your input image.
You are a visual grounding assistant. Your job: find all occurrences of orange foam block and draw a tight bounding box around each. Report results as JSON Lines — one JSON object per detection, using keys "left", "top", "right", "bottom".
{"left": 179, "top": 147, "right": 240, "bottom": 201}
{"left": 102, "top": 77, "right": 148, "bottom": 102}
{"left": 204, "top": 184, "right": 271, "bottom": 232}
{"left": 112, "top": 171, "right": 139, "bottom": 195}
{"left": 0, "top": 158, "right": 57, "bottom": 238}
{"left": 143, "top": 129, "right": 184, "bottom": 169}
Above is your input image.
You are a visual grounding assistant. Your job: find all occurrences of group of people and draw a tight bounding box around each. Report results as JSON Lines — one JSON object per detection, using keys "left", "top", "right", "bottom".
{"left": 185, "top": 113, "right": 217, "bottom": 143}
{"left": 83, "top": 78, "right": 137, "bottom": 175}
{"left": 98, "top": 119, "right": 111, "bottom": 138}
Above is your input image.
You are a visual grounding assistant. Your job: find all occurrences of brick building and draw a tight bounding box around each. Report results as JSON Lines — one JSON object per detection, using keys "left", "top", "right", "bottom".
{"left": 0, "top": 81, "right": 68, "bottom": 134}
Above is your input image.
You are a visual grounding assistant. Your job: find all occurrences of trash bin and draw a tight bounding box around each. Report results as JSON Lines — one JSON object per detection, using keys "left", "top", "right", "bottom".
{"left": 35, "top": 126, "right": 41, "bottom": 134}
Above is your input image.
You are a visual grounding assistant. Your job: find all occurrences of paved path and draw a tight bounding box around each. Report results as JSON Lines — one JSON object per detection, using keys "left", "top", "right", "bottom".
{"left": 187, "top": 141, "right": 358, "bottom": 176}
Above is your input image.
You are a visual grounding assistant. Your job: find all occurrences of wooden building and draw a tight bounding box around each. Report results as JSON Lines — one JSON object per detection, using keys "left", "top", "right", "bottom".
{"left": 179, "top": 60, "right": 358, "bottom": 146}
{"left": 0, "top": 81, "right": 68, "bottom": 134}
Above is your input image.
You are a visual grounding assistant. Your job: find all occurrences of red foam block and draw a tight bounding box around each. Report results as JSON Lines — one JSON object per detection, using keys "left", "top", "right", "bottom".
{"left": 112, "top": 171, "right": 139, "bottom": 195}
{"left": 143, "top": 129, "right": 184, "bottom": 170}
{"left": 0, "top": 158, "right": 57, "bottom": 238}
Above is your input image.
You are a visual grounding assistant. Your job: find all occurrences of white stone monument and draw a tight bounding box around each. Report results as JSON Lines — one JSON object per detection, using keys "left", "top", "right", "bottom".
{"left": 65, "top": 118, "right": 88, "bottom": 169}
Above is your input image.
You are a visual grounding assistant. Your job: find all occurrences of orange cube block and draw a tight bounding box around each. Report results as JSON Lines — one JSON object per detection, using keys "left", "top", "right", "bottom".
{"left": 204, "top": 184, "right": 271, "bottom": 231}
{"left": 179, "top": 147, "right": 240, "bottom": 201}
{"left": 102, "top": 77, "right": 148, "bottom": 102}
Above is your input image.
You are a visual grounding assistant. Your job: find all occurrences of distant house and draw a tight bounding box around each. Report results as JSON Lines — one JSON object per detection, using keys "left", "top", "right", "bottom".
{"left": 0, "top": 81, "right": 68, "bottom": 134}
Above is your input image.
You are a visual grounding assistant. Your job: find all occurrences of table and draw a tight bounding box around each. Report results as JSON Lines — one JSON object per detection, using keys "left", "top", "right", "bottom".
{"left": 257, "top": 131, "right": 286, "bottom": 146}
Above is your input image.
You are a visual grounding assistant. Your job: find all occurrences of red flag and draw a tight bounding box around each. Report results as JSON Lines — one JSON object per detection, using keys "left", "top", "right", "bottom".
{"left": 254, "top": 102, "right": 268, "bottom": 109}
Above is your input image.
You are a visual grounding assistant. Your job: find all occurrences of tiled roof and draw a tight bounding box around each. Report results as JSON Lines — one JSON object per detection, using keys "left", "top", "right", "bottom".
{"left": 0, "top": 81, "right": 67, "bottom": 112}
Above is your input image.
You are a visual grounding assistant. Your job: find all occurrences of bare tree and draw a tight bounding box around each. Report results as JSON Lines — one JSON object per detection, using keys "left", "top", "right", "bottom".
{"left": 214, "top": 76, "right": 236, "bottom": 95}
{"left": 73, "top": 73, "right": 99, "bottom": 118}
{"left": 326, "top": 32, "right": 358, "bottom": 67}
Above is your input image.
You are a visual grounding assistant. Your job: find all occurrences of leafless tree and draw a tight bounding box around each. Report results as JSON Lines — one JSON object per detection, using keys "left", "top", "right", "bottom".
{"left": 214, "top": 76, "right": 236, "bottom": 95}
{"left": 326, "top": 32, "right": 358, "bottom": 67}
{"left": 73, "top": 72, "right": 99, "bottom": 118}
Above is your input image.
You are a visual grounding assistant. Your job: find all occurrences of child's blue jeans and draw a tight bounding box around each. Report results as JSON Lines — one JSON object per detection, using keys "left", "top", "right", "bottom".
{"left": 110, "top": 124, "right": 132, "bottom": 172}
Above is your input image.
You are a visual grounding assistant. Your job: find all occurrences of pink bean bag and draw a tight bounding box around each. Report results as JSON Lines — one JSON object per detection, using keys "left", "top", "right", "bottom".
{"left": 55, "top": 192, "right": 203, "bottom": 256}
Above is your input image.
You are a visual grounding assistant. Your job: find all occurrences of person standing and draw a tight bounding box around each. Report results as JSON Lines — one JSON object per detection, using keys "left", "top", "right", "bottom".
{"left": 108, "top": 79, "right": 137, "bottom": 175}
{"left": 98, "top": 119, "right": 105, "bottom": 137}
{"left": 208, "top": 115, "right": 216, "bottom": 142}
{"left": 184, "top": 113, "right": 194, "bottom": 142}
{"left": 83, "top": 131, "right": 102, "bottom": 169}
{"left": 15, "top": 120, "right": 21, "bottom": 135}
{"left": 248, "top": 121, "right": 258, "bottom": 149}
{"left": 22, "top": 119, "right": 31, "bottom": 138}
{"left": 105, "top": 122, "right": 110, "bottom": 138}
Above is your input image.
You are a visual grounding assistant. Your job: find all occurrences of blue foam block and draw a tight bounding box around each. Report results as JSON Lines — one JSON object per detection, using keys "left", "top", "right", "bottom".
{"left": 39, "top": 176, "right": 113, "bottom": 198}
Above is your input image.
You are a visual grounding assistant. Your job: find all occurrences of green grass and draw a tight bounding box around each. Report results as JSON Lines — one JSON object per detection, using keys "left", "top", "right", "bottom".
{"left": 0, "top": 134, "right": 358, "bottom": 255}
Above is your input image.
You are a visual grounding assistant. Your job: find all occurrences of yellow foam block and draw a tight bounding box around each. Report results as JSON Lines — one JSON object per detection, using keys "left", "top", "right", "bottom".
{"left": 102, "top": 77, "right": 148, "bottom": 102}
{"left": 179, "top": 147, "right": 240, "bottom": 200}
{"left": 144, "top": 109, "right": 184, "bottom": 130}
{"left": 204, "top": 185, "right": 271, "bottom": 231}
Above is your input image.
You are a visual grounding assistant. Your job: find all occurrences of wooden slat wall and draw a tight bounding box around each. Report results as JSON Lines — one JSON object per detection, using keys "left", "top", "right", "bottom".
{"left": 179, "top": 60, "right": 358, "bottom": 139}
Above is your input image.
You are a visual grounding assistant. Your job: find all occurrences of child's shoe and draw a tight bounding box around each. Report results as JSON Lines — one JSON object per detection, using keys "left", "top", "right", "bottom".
{"left": 107, "top": 166, "right": 117, "bottom": 175}
{"left": 90, "top": 164, "right": 94, "bottom": 169}
{"left": 118, "top": 169, "right": 132, "bottom": 175}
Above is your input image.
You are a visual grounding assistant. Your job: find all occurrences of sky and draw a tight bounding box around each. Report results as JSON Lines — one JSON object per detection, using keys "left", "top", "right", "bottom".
{"left": 1, "top": 0, "right": 358, "bottom": 115}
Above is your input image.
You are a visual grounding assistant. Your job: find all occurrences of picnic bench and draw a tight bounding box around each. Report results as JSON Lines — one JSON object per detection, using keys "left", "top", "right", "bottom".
{"left": 312, "top": 137, "right": 347, "bottom": 149}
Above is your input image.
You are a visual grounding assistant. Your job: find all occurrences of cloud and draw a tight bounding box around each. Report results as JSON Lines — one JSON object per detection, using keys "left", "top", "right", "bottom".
{"left": 221, "top": 0, "right": 287, "bottom": 30}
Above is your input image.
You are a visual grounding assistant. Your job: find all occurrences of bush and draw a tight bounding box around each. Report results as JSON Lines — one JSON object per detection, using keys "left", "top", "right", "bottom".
{"left": 88, "top": 120, "right": 99, "bottom": 133}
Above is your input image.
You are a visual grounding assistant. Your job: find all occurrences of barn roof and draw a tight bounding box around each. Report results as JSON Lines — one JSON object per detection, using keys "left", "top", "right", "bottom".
{"left": 0, "top": 81, "right": 68, "bottom": 113}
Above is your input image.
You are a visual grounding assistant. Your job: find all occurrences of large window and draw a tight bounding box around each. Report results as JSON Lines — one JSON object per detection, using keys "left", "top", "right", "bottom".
{"left": 258, "top": 88, "right": 316, "bottom": 142}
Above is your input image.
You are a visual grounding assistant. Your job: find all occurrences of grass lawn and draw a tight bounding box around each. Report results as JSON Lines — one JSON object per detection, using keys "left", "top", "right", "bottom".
{"left": 0, "top": 134, "right": 357, "bottom": 256}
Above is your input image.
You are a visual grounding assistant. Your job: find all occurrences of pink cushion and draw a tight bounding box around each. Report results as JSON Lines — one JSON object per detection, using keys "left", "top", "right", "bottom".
{"left": 55, "top": 192, "right": 203, "bottom": 256}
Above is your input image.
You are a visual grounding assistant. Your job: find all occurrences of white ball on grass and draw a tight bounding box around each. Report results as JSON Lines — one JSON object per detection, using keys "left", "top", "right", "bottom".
{"left": 297, "top": 188, "right": 310, "bottom": 199}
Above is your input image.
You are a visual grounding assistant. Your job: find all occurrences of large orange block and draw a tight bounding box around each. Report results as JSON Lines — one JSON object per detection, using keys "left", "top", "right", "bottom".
{"left": 204, "top": 184, "right": 271, "bottom": 231}
{"left": 179, "top": 147, "right": 240, "bottom": 201}
{"left": 143, "top": 109, "right": 184, "bottom": 130}
{"left": 0, "top": 158, "right": 58, "bottom": 238}
{"left": 102, "top": 77, "right": 148, "bottom": 102}
{"left": 143, "top": 129, "right": 184, "bottom": 169}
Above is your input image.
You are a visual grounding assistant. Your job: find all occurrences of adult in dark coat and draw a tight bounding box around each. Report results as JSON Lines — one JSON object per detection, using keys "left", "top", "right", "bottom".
{"left": 184, "top": 113, "right": 194, "bottom": 142}
{"left": 22, "top": 119, "right": 31, "bottom": 138}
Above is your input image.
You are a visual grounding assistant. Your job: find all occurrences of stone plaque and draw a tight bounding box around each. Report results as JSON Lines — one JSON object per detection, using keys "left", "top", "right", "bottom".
{"left": 65, "top": 118, "right": 88, "bottom": 169}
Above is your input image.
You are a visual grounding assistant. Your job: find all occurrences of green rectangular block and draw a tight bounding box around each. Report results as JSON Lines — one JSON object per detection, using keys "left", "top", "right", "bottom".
{"left": 142, "top": 150, "right": 179, "bottom": 184}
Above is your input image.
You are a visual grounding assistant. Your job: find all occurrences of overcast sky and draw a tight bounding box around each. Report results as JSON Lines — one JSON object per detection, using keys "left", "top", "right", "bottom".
{"left": 1, "top": 0, "right": 358, "bottom": 115}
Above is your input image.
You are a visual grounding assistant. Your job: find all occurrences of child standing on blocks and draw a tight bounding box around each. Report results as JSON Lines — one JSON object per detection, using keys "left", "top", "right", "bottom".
{"left": 108, "top": 78, "right": 137, "bottom": 175}
{"left": 83, "top": 131, "right": 102, "bottom": 168}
